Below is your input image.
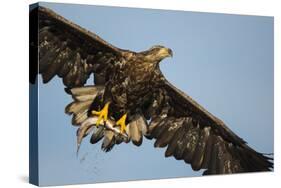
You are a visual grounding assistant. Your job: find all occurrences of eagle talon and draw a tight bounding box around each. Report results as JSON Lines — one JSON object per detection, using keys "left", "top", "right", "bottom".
{"left": 91, "top": 102, "right": 110, "bottom": 126}
{"left": 116, "top": 113, "right": 127, "bottom": 134}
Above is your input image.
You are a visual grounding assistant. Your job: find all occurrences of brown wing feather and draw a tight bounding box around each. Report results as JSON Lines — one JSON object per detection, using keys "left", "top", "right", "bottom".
{"left": 37, "top": 6, "right": 124, "bottom": 87}
{"left": 147, "top": 78, "right": 273, "bottom": 174}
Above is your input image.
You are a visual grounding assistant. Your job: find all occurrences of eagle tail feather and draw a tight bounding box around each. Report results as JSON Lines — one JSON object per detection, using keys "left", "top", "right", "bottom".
{"left": 65, "top": 85, "right": 147, "bottom": 152}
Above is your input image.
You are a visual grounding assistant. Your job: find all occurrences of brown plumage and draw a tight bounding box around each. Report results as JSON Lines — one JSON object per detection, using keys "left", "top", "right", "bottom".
{"left": 32, "top": 6, "right": 273, "bottom": 175}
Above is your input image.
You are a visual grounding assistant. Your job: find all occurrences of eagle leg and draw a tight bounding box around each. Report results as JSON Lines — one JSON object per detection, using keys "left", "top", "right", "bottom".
{"left": 91, "top": 102, "right": 111, "bottom": 126}
{"left": 115, "top": 113, "right": 127, "bottom": 134}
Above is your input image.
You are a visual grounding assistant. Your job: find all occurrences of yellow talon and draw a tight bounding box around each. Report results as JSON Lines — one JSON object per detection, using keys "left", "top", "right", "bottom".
{"left": 91, "top": 102, "right": 110, "bottom": 126}
{"left": 116, "top": 113, "right": 127, "bottom": 134}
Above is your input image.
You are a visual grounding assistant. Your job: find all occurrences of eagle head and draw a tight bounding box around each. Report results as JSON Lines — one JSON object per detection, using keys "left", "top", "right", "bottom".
{"left": 143, "top": 45, "right": 173, "bottom": 62}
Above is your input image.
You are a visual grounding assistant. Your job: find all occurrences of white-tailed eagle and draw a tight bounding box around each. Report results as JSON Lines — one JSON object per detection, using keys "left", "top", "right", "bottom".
{"left": 30, "top": 6, "right": 273, "bottom": 175}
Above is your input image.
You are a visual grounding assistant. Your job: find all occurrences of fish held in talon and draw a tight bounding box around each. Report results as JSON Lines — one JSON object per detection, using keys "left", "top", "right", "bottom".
{"left": 91, "top": 102, "right": 111, "bottom": 126}
{"left": 115, "top": 113, "right": 128, "bottom": 134}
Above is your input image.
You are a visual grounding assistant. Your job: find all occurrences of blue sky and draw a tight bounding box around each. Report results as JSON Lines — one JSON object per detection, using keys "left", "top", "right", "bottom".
{"left": 37, "top": 2, "right": 273, "bottom": 186}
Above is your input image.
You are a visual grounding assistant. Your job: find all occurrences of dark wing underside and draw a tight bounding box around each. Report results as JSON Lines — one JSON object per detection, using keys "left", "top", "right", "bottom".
{"left": 37, "top": 6, "right": 123, "bottom": 87}
{"left": 146, "top": 78, "right": 273, "bottom": 175}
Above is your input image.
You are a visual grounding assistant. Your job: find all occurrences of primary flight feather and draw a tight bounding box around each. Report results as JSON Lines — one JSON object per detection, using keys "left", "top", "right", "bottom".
{"left": 31, "top": 6, "right": 273, "bottom": 175}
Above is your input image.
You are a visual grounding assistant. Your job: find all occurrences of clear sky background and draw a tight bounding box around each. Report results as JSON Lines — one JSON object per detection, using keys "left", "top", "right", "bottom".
{"left": 37, "top": 2, "right": 273, "bottom": 186}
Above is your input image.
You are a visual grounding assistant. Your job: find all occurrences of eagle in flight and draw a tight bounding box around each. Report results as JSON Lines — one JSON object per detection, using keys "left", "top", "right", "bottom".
{"left": 31, "top": 6, "right": 273, "bottom": 175}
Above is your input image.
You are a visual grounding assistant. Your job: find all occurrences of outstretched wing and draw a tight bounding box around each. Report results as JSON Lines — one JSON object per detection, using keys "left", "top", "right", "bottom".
{"left": 37, "top": 6, "right": 123, "bottom": 87}
{"left": 146, "top": 77, "right": 273, "bottom": 174}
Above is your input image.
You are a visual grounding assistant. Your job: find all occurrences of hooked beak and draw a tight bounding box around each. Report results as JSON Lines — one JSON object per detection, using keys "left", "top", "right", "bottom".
{"left": 167, "top": 48, "right": 173, "bottom": 58}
